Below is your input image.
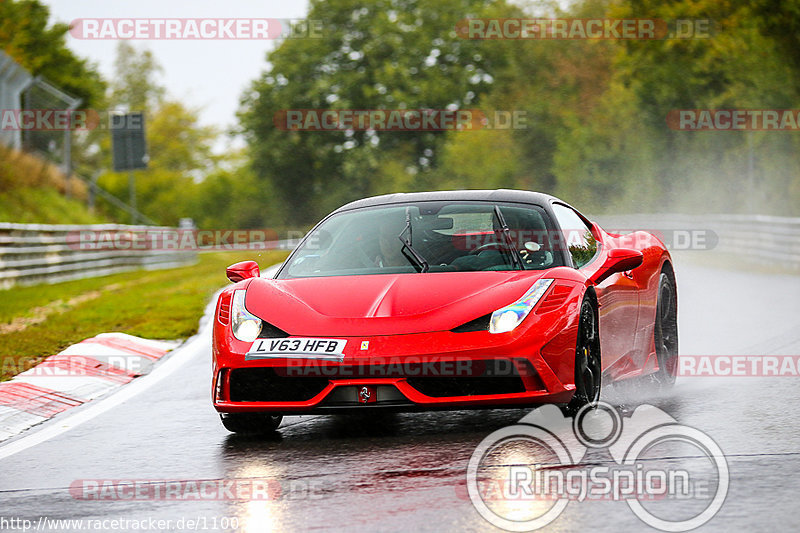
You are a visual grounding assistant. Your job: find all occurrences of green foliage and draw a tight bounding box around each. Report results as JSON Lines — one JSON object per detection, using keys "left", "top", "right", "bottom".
{"left": 0, "top": 186, "right": 108, "bottom": 223}
{"left": 0, "top": 145, "right": 109, "bottom": 223}
{"left": 111, "top": 42, "right": 166, "bottom": 112}
{"left": 238, "top": 0, "right": 800, "bottom": 220}
{"left": 96, "top": 98, "right": 218, "bottom": 226}
{"left": 6, "top": 0, "right": 800, "bottom": 229}
{"left": 239, "top": 0, "right": 513, "bottom": 223}
{"left": 0, "top": 0, "right": 106, "bottom": 107}
{"left": 564, "top": 0, "right": 800, "bottom": 214}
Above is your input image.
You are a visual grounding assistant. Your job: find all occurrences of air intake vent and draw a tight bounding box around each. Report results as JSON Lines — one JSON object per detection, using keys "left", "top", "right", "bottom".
{"left": 452, "top": 313, "right": 492, "bottom": 333}
{"left": 536, "top": 283, "right": 572, "bottom": 314}
{"left": 217, "top": 292, "right": 232, "bottom": 325}
{"left": 229, "top": 368, "right": 329, "bottom": 402}
{"left": 257, "top": 322, "right": 290, "bottom": 338}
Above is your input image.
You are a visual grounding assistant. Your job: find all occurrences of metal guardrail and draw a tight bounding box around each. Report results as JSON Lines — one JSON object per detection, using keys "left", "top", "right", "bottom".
{"left": 3, "top": 214, "right": 796, "bottom": 290}
{"left": 0, "top": 223, "right": 197, "bottom": 290}
{"left": 594, "top": 213, "right": 800, "bottom": 269}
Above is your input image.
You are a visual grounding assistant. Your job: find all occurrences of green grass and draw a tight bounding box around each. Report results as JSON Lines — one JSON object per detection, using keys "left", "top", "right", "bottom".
{"left": 0, "top": 250, "right": 287, "bottom": 380}
{"left": 0, "top": 144, "right": 111, "bottom": 224}
{"left": 0, "top": 186, "right": 109, "bottom": 224}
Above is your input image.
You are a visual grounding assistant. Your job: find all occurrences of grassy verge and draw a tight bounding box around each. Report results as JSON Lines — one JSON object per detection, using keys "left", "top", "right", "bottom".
{"left": 0, "top": 187, "right": 109, "bottom": 224}
{"left": 0, "top": 250, "right": 287, "bottom": 380}
{"left": 0, "top": 145, "right": 111, "bottom": 224}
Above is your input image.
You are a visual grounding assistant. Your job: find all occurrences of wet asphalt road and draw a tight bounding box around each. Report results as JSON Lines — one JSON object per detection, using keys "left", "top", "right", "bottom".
{"left": 2, "top": 252, "right": 800, "bottom": 532}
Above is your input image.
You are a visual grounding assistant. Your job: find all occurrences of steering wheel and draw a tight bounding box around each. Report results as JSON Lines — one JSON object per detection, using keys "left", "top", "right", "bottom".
{"left": 469, "top": 241, "right": 504, "bottom": 255}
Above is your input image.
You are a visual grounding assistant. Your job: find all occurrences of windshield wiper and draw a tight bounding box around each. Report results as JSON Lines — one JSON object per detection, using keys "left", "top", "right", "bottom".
{"left": 494, "top": 205, "right": 523, "bottom": 270}
{"left": 398, "top": 207, "right": 430, "bottom": 273}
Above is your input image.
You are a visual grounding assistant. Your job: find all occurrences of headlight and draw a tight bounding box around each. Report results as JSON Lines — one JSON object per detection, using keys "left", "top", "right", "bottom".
{"left": 489, "top": 279, "right": 554, "bottom": 334}
{"left": 231, "top": 290, "right": 262, "bottom": 342}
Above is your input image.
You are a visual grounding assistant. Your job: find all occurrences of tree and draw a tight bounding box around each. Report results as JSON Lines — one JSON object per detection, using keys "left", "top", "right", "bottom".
{"left": 239, "top": 0, "right": 512, "bottom": 223}
{"left": 97, "top": 45, "right": 219, "bottom": 226}
{"left": 110, "top": 42, "right": 165, "bottom": 113}
{"left": 0, "top": 0, "right": 106, "bottom": 107}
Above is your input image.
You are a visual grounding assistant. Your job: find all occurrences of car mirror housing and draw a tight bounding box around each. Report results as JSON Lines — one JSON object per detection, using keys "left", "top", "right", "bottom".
{"left": 589, "top": 248, "right": 643, "bottom": 285}
{"left": 226, "top": 261, "right": 260, "bottom": 283}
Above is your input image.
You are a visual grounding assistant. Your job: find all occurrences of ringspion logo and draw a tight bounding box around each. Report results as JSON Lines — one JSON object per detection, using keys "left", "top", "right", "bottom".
{"left": 466, "top": 402, "right": 728, "bottom": 531}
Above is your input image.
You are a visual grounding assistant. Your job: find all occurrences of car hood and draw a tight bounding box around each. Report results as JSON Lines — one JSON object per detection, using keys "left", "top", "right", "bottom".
{"left": 245, "top": 271, "right": 550, "bottom": 336}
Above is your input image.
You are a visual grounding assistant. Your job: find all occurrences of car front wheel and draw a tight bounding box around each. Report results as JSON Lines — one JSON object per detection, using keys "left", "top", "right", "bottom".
{"left": 566, "top": 296, "right": 602, "bottom": 414}
{"left": 652, "top": 269, "right": 679, "bottom": 389}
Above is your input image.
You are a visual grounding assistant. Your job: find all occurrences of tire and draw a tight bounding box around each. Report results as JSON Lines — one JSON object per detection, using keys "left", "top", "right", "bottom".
{"left": 566, "top": 295, "right": 602, "bottom": 415}
{"left": 652, "top": 268, "right": 679, "bottom": 389}
{"left": 220, "top": 413, "right": 283, "bottom": 434}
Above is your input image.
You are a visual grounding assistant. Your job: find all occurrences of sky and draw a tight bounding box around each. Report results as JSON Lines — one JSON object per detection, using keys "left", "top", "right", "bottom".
{"left": 44, "top": 0, "right": 311, "bottom": 142}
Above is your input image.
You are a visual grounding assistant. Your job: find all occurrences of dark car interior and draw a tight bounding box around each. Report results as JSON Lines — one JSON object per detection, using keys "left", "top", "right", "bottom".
{"left": 284, "top": 203, "right": 563, "bottom": 277}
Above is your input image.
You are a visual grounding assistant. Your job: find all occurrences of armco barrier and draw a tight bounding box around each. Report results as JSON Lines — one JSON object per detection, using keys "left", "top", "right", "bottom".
{"left": 594, "top": 213, "right": 800, "bottom": 269}
{"left": 0, "top": 222, "right": 197, "bottom": 289}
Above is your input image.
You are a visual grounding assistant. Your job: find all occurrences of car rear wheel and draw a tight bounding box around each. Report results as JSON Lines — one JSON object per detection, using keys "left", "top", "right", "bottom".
{"left": 652, "top": 269, "right": 679, "bottom": 389}
{"left": 220, "top": 413, "right": 283, "bottom": 434}
{"left": 566, "top": 296, "right": 601, "bottom": 414}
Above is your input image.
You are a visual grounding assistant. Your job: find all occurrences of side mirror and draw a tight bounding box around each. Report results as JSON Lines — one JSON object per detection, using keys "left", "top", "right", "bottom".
{"left": 226, "top": 260, "right": 260, "bottom": 283}
{"left": 589, "top": 248, "right": 643, "bottom": 285}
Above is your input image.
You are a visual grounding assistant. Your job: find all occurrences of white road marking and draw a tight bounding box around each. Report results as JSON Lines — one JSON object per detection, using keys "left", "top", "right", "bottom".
{"left": 0, "top": 298, "right": 215, "bottom": 462}
{"left": 0, "top": 262, "right": 281, "bottom": 461}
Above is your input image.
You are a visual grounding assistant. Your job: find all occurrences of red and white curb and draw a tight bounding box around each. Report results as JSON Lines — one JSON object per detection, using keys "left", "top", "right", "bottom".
{"left": 0, "top": 333, "right": 179, "bottom": 442}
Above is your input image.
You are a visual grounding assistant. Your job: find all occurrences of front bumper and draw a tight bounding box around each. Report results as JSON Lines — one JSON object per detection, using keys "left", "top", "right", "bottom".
{"left": 213, "top": 322, "right": 580, "bottom": 414}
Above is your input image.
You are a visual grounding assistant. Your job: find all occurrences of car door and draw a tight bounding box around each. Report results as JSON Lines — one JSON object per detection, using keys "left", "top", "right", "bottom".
{"left": 551, "top": 203, "right": 639, "bottom": 374}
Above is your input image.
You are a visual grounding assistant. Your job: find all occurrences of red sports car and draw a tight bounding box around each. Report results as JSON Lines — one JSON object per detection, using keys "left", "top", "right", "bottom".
{"left": 212, "top": 190, "right": 678, "bottom": 433}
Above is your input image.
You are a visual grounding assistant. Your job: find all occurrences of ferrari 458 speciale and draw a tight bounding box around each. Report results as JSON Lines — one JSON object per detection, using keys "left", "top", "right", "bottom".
{"left": 212, "top": 190, "right": 678, "bottom": 432}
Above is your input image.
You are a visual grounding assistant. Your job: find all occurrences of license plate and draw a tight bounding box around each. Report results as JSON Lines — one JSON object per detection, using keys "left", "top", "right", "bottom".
{"left": 246, "top": 338, "right": 347, "bottom": 361}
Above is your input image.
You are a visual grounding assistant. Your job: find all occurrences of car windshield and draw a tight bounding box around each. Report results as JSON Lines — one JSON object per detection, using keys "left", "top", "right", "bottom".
{"left": 278, "top": 202, "right": 563, "bottom": 279}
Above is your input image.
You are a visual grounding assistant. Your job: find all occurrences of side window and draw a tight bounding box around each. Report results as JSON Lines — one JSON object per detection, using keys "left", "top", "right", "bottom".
{"left": 551, "top": 204, "right": 597, "bottom": 268}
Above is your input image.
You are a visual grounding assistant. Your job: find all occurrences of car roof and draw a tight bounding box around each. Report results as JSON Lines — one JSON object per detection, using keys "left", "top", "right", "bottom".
{"left": 332, "top": 189, "right": 561, "bottom": 214}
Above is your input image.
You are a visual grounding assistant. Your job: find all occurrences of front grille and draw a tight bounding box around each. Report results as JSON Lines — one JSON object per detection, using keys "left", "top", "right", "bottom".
{"left": 406, "top": 359, "right": 527, "bottom": 397}
{"left": 406, "top": 376, "right": 526, "bottom": 397}
{"left": 228, "top": 368, "right": 329, "bottom": 402}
